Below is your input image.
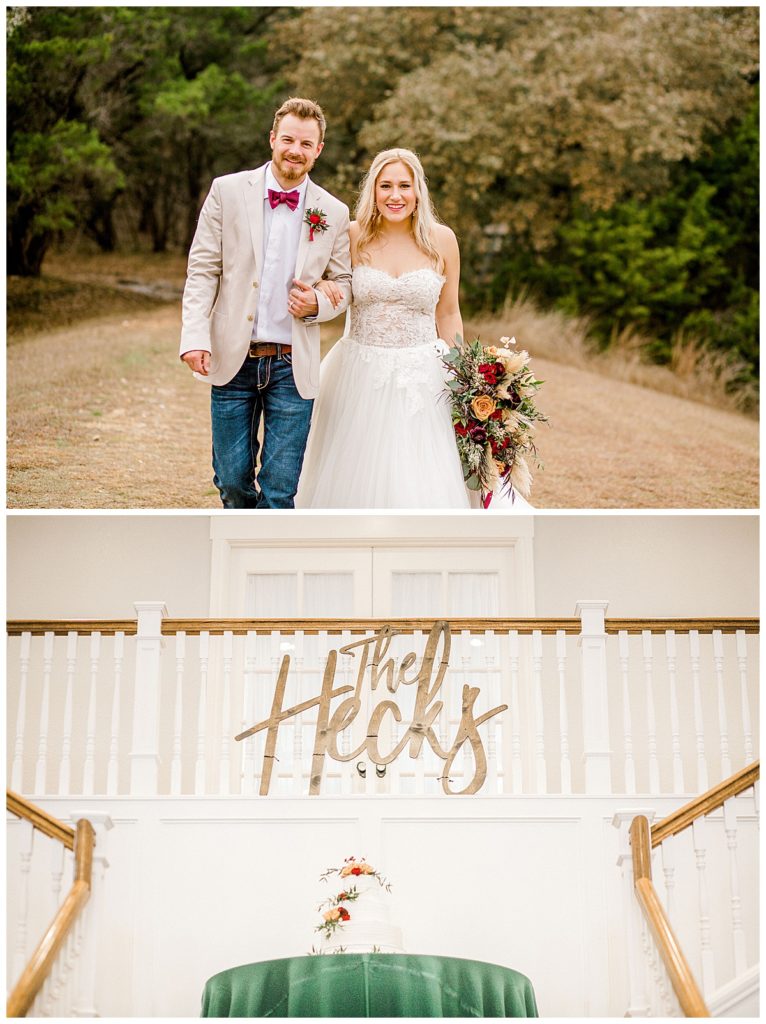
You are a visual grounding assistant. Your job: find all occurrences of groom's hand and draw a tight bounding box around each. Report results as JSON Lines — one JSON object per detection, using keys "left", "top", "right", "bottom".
{"left": 288, "top": 279, "right": 319, "bottom": 318}
{"left": 182, "top": 350, "right": 210, "bottom": 375}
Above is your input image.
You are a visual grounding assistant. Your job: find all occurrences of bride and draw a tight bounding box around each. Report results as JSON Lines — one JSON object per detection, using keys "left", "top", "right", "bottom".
{"left": 295, "top": 148, "right": 533, "bottom": 510}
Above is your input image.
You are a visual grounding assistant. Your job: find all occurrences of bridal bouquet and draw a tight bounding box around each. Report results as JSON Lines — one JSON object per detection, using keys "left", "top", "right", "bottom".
{"left": 442, "top": 335, "right": 547, "bottom": 507}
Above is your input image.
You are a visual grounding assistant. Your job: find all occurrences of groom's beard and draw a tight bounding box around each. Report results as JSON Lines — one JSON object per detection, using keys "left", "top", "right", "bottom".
{"left": 273, "top": 152, "right": 316, "bottom": 182}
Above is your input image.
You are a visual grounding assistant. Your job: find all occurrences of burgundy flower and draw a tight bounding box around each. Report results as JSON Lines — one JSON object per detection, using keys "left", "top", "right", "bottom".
{"left": 339, "top": 907, "right": 350, "bottom": 921}
{"left": 478, "top": 362, "right": 502, "bottom": 385}
{"left": 454, "top": 423, "right": 469, "bottom": 437}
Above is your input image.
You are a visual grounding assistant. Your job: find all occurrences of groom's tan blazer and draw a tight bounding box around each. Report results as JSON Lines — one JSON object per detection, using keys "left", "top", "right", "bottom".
{"left": 180, "top": 163, "right": 352, "bottom": 398}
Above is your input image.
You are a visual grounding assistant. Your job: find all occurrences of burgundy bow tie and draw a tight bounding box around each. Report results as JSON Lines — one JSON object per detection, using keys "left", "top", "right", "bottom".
{"left": 268, "top": 188, "right": 300, "bottom": 211}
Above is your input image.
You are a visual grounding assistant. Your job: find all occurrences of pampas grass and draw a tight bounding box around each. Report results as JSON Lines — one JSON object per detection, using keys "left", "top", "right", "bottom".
{"left": 465, "top": 294, "right": 758, "bottom": 418}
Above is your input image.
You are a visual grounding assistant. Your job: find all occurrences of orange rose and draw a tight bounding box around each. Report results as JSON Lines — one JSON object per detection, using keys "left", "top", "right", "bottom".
{"left": 471, "top": 395, "right": 497, "bottom": 421}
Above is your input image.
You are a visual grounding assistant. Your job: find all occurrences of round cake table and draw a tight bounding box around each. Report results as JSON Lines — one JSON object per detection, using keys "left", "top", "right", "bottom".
{"left": 201, "top": 953, "right": 539, "bottom": 1017}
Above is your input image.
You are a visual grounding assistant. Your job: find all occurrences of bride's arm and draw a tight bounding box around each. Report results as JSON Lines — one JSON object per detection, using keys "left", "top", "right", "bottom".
{"left": 434, "top": 225, "right": 463, "bottom": 346}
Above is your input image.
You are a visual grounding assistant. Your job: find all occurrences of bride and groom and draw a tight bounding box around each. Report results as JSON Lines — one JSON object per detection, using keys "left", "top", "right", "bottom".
{"left": 180, "top": 97, "right": 531, "bottom": 510}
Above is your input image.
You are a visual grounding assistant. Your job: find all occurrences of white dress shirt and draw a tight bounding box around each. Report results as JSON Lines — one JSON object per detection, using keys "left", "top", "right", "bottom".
{"left": 253, "top": 164, "right": 309, "bottom": 345}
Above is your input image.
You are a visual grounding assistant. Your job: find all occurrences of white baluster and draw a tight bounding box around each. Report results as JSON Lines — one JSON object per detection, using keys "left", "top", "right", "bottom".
{"left": 641, "top": 631, "right": 660, "bottom": 793}
{"left": 735, "top": 631, "right": 754, "bottom": 764}
{"left": 508, "top": 631, "right": 522, "bottom": 793}
{"left": 660, "top": 837, "right": 676, "bottom": 922}
{"left": 58, "top": 631, "right": 78, "bottom": 795}
{"left": 219, "top": 630, "right": 233, "bottom": 795}
{"left": 241, "top": 631, "right": 257, "bottom": 795}
{"left": 555, "top": 630, "right": 571, "bottom": 794}
{"left": 711, "top": 631, "right": 731, "bottom": 780}
{"left": 733, "top": 626, "right": 757, "bottom": 765}
{"left": 12, "top": 631, "right": 32, "bottom": 791}
{"left": 50, "top": 836, "right": 66, "bottom": 910}
{"left": 723, "top": 797, "right": 747, "bottom": 975}
{"left": 754, "top": 779, "right": 760, "bottom": 830}
{"left": 35, "top": 631, "right": 55, "bottom": 794}
{"left": 691, "top": 815, "right": 716, "bottom": 995}
{"left": 195, "top": 631, "right": 210, "bottom": 794}
{"left": 688, "top": 631, "right": 708, "bottom": 792}
{"left": 106, "top": 631, "right": 125, "bottom": 796}
{"left": 664, "top": 631, "right": 684, "bottom": 792}
{"left": 83, "top": 632, "right": 101, "bottom": 795}
{"left": 12, "top": 819, "right": 35, "bottom": 984}
{"left": 638, "top": 914, "right": 656, "bottom": 1014}
{"left": 531, "top": 629, "right": 546, "bottom": 793}
{"left": 292, "top": 630, "right": 304, "bottom": 793}
{"left": 170, "top": 632, "right": 186, "bottom": 795}
{"left": 412, "top": 636, "right": 426, "bottom": 798}
{"left": 269, "top": 631, "right": 282, "bottom": 792}
{"left": 648, "top": 935, "right": 674, "bottom": 1017}
{"left": 455, "top": 630, "right": 470, "bottom": 759}
{"left": 40, "top": 973, "right": 52, "bottom": 1017}
{"left": 618, "top": 631, "right": 636, "bottom": 795}
{"left": 65, "top": 921, "right": 77, "bottom": 1010}
{"left": 484, "top": 631, "right": 499, "bottom": 793}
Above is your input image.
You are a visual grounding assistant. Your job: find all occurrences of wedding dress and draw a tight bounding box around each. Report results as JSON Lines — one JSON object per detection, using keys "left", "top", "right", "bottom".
{"left": 295, "top": 265, "right": 534, "bottom": 510}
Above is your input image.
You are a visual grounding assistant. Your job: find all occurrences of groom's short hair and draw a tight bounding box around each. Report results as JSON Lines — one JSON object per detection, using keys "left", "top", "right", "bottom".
{"left": 272, "top": 98, "right": 326, "bottom": 142}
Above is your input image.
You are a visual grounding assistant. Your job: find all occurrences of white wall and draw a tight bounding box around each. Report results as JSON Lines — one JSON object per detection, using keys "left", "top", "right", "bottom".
{"left": 7, "top": 515, "right": 212, "bottom": 618}
{"left": 6, "top": 513, "right": 758, "bottom": 619}
{"left": 534, "top": 514, "right": 758, "bottom": 617}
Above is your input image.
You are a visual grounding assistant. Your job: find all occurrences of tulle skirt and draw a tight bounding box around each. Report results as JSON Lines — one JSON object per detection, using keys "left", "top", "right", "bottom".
{"left": 296, "top": 337, "right": 470, "bottom": 509}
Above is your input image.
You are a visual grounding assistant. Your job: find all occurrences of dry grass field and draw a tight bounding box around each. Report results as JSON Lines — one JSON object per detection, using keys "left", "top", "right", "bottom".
{"left": 6, "top": 255, "right": 759, "bottom": 509}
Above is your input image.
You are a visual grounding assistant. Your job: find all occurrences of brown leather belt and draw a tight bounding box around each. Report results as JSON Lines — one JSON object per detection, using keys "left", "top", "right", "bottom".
{"left": 249, "top": 342, "right": 292, "bottom": 359}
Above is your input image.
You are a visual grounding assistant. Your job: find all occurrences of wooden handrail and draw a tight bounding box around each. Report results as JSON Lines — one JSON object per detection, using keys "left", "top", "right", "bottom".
{"left": 6, "top": 616, "right": 760, "bottom": 636}
{"left": 7, "top": 790, "right": 75, "bottom": 850}
{"left": 6, "top": 812, "right": 95, "bottom": 1018}
{"left": 630, "top": 816, "right": 710, "bottom": 1017}
{"left": 651, "top": 761, "right": 760, "bottom": 847}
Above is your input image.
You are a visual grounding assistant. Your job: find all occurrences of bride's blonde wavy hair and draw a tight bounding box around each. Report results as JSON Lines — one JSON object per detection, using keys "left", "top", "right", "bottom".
{"left": 354, "top": 149, "right": 444, "bottom": 271}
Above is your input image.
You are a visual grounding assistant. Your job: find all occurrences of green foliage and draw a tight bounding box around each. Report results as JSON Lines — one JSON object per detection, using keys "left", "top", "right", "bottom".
{"left": 520, "top": 94, "right": 759, "bottom": 378}
{"left": 6, "top": 6, "right": 282, "bottom": 270}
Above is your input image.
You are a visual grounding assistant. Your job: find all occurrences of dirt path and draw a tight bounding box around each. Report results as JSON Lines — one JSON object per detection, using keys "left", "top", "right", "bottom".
{"left": 7, "top": 304, "right": 759, "bottom": 509}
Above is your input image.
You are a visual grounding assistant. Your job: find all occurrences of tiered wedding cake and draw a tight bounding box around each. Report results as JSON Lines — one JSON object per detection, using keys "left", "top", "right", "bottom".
{"left": 314, "top": 857, "right": 404, "bottom": 953}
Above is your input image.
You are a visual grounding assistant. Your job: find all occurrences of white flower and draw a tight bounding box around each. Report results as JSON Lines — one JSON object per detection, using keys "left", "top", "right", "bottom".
{"left": 499, "top": 336, "right": 517, "bottom": 347}
{"left": 502, "top": 350, "right": 530, "bottom": 374}
{"left": 510, "top": 456, "right": 533, "bottom": 498}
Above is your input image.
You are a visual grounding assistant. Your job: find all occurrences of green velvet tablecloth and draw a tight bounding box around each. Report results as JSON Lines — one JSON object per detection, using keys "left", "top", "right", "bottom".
{"left": 201, "top": 953, "right": 538, "bottom": 1017}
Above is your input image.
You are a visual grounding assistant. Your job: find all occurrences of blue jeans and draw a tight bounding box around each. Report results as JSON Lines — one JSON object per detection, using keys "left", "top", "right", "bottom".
{"left": 210, "top": 352, "right": 314, "bottom": 508}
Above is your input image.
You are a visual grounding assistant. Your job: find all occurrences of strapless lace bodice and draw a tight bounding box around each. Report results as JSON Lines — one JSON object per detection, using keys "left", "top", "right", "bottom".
{"left": 348, "top": 265, "right": 444, "bottom": 349}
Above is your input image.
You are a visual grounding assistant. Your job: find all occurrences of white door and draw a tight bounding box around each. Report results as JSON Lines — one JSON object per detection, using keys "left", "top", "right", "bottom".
{"left": 371, "top": 545, "right": 521, "bottom": 616}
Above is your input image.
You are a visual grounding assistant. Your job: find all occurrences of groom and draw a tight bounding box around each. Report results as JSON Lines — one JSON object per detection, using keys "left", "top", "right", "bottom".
{"left": 180, "top": 98, "right": 352, "bottom": 507}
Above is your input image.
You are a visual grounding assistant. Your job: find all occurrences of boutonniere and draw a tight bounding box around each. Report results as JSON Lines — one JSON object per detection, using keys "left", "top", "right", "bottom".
{"left": 304, "top": 207, "right": 329, "bottom": 241}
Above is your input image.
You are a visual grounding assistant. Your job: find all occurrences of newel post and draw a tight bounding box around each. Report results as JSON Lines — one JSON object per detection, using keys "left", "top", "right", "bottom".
{"left": 69, "top": 812, "right": 113, "bottom": 1017}
{"left": 613, "top": 809, "right": 656, "bottom": 1016}
{"left": 576, "top": 600, "right": 612, "bottom": 793}
{"left": 129, "top": 602, "right": 167, "bottom": 795}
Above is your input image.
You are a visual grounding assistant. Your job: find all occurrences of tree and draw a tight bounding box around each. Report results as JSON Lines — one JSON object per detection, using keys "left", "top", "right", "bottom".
{"left": 7, "top": 8, "right": 123, "bottom": 274}
{"left": 6, "top": 6, "right": 285, "bottom": 270}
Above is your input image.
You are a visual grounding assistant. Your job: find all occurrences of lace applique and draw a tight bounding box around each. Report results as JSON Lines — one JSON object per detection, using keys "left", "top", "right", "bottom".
{"left": 344, "top": 266, "right": 447, "bottom": 415}
{"left": 348, "top": 266, "right": 445, "bottom": 349}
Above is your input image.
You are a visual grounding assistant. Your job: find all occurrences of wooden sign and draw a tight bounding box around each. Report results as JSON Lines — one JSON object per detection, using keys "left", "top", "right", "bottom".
{"left": 235, "top": 621, "right": 508, "bottom": 796}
